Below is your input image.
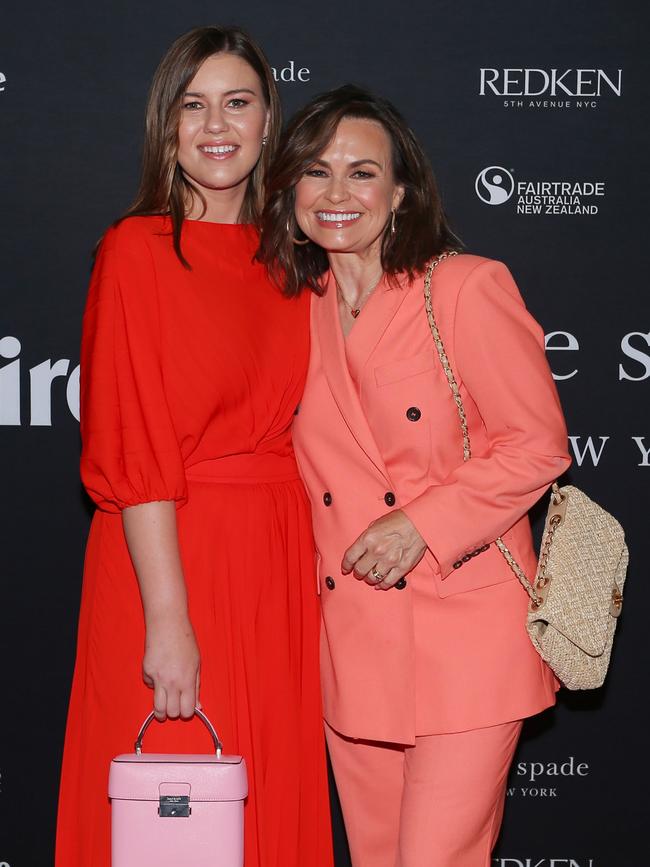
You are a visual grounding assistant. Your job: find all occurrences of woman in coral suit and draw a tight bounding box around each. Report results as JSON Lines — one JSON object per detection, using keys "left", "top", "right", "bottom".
{"left": 55, "top": 26, "right": 333, "bottom": 867}
{"left": 259, "top": 84, "right": 571, "bottom": 867}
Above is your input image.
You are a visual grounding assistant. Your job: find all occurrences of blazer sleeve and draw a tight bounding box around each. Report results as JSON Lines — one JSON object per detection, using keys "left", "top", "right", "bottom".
{"left": 79, "top": 221, "right": 188, "bottom": 513}
{"left": 401, "top": 260, "right": 571, "bottom": 578}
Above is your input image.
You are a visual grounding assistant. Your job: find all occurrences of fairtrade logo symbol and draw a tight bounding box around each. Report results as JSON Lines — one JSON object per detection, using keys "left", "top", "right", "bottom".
{"left": 475, "top": 166, "right": 514, "bottom": 205}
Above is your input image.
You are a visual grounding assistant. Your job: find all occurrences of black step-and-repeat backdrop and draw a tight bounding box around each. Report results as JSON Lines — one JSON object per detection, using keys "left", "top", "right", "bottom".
{"left": 1, "top": 1, "right": 647, "bottom": 865}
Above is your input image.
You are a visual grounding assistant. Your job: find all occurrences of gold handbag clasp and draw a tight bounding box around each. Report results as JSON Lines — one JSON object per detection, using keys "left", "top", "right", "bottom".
{"left": 548, "top": 485, "right": 568, "bottom": 523}
{"left": 610, "top": 587, "right": 623, "bottom": 618}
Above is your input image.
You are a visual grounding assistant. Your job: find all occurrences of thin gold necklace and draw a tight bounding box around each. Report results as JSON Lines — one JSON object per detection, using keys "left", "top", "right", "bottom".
{"left": 336, "top": 275, "right": 383, "bottom": 319}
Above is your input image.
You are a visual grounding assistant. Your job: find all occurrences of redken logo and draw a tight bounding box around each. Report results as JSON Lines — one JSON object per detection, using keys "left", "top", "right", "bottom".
{"left": 479, "top": 67, "right": 621, "bottom": 109}
{"left": 493, "top": 861, "right": 594, "bottom": 867}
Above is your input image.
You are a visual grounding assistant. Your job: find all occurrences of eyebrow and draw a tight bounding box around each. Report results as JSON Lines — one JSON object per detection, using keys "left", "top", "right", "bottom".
{"left": 313, "top": 158, "right": 383, "bottom": 170}
{"left": 183, "top": 88, "right": 258, "bottom": 97}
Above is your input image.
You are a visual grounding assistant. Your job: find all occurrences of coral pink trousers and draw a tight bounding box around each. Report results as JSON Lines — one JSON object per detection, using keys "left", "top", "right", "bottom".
{"left": 325, "top": 719, "right": 522, "bottom": 867}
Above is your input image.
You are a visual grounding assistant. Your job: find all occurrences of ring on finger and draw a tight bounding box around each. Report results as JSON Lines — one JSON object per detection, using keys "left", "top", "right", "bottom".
{"left": 370, "top": 566, "right": 384, "bottom": 582}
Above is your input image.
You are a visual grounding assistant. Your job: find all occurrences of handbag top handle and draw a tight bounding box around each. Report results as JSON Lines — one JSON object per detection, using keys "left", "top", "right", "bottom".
{"left": 134, "top": 707, "right": 224, "bottom": 758}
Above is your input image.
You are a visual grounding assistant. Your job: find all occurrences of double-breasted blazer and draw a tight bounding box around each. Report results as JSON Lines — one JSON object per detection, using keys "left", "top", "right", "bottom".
{"left": 292, "top": 254, "right": 571, "bottom": 745}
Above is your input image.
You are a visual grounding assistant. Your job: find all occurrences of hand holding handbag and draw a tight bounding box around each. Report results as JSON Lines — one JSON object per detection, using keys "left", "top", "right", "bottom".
{"left": 109, "top": 708, "right": 247, "bottom": 867}
{"left": 423, "top": 254, "right": 629, "bottom": 690}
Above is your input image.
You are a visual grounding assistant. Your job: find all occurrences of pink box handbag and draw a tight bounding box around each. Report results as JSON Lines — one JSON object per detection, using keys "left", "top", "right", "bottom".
{"left": 109, "top": 708, "right": 247, "bottom": 867}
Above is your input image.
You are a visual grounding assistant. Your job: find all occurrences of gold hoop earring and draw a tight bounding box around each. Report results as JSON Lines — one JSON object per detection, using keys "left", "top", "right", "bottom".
{"left": 390, "top": 208, "right": 397, "bottom": 235}
{"left": 287, "top": 218, "right": 310, "bottom": 246}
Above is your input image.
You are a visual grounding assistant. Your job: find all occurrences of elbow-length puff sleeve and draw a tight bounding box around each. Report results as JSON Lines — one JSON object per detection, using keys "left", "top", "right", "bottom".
{"left": 80, "top": 221, "right": 188, "bottom": 513}
{"left": 402, "top": 260, "right": 571, "bottom": 578}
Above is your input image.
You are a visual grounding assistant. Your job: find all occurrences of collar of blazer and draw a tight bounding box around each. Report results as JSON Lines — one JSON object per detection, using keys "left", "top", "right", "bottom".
{"left": 315, "top": 270, "right": 415, "bottom": 485}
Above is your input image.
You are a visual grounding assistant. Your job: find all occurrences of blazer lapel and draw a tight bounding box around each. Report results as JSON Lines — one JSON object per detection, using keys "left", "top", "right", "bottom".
{"left": 315, "top": 273, "right": 392, "bottom": 484}
{"left": 344, "top": 273, "right": 413, "bottom": 381}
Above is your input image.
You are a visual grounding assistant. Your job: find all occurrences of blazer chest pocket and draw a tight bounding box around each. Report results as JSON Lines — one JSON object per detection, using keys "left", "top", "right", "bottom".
{"left": 374, "top": 351, "right": 435, "bottom": 387}
{"left": 370, "top": 352, "right": 436, "bottom": 477}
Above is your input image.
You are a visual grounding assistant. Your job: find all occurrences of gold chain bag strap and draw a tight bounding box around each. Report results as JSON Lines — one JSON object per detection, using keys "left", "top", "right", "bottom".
{"left": 423, "top": 255, "right": 629, "bottom": 690}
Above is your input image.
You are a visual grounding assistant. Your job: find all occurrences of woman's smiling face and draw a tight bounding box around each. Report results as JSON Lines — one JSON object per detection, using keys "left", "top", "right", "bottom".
{"left": 294, "top": 117, "right": 404, "bottom": 256}
{"left": 177, "top": 52, "right": 269, "bottom": 200}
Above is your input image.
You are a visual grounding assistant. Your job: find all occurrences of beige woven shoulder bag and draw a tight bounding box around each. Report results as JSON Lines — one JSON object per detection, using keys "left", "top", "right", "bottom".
{"left": 424, "top": 254, "right": 629, "bottom": 690}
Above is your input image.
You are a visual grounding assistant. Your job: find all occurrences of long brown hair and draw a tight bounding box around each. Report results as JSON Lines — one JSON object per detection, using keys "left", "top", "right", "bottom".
{"left": 121, "top": 26, "right": 281, "bottom": 265}
{"left": 257, "top": 84, "right": 460, "bottom": 297}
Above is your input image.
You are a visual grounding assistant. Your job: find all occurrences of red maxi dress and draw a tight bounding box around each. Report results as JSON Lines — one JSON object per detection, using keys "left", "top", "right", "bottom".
{"left": 55, "top": 216, "right": 334, "bottom": 867}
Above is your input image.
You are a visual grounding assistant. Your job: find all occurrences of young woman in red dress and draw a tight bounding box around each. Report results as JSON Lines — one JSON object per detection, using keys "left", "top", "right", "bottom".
{"left": 55, "top": 26, "right": 334, "bottom": 867}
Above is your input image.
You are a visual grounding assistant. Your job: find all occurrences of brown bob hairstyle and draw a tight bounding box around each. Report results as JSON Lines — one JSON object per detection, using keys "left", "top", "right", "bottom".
{"left": 257, "top": 84, "right": 460, "bottom": 297}
{"left": 121, "top": 26, "right": 281, "bottom": 265}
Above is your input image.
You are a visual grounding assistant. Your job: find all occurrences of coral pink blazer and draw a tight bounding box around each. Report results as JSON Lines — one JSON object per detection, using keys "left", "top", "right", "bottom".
{"left": 293, "top": 255, "right": 571, "bottom": 745}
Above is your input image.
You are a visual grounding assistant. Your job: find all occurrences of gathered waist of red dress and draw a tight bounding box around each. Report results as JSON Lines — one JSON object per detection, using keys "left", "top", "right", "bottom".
{"left": 185, "top": 452, "right": 301, "bottom": 485}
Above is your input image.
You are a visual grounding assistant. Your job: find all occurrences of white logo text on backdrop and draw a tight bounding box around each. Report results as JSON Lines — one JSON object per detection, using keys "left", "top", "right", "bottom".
{"left": 271, "top": 61, "right": 310, "bottom": 82}
{"left": 479, "top": 67, "right": 622, "bottom": 110}
{"left": 493, "top": 861, "right": 594, "bottom": 867}
{"left": 507, "top": 756, "right": 589, "bottom": 798}
{"left": 545, "top": 331, "right": 650, "bottom": 381}
{"left": 0, "top": 336, "right": 79, "bottom": 425}
{"left": 2, "top": 331, "right": 648, "bottom": 428}
{"left": 475, "top": 167, "right": 606, "bottom": 215}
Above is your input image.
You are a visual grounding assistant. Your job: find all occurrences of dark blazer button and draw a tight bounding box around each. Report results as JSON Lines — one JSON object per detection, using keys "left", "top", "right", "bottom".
{"left": 470, "top": 548, "right": 481, "bottom": 557}
{"left": 323, "top": 492, "right": 332, "bottom": 506}
{"left": 325, "top": 576, "right": 336, "bottom": 590}
{"left": 384, "top": 492, "right": 396, "bottom": 507}
{"left": 461, "top": 554, "right": 472, "bottom": 563}
{"left": 480, "top": 544, "right": 490, "bottom": 553}
{"left": 453, "top": 560, "right": 463, "bottom": 569}
{"left": 395, "top": 577, "right": 407, "bottom": 590}
{"left": 406, "top": 406, "right": 422, "bottom": 422}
